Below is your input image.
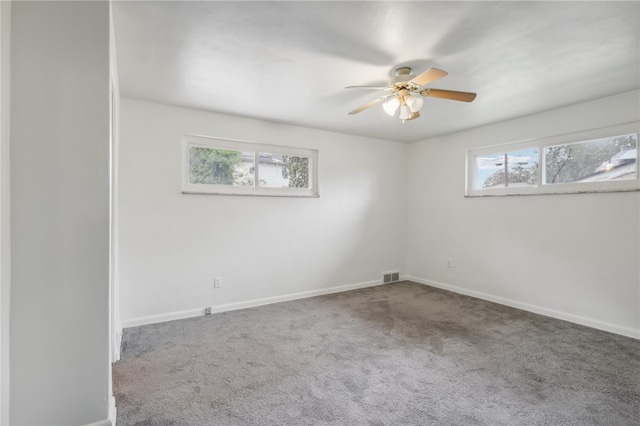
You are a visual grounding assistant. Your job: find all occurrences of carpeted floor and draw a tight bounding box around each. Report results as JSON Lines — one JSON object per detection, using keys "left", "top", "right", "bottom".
{"left": 113, "top": 281, "right": 640, "bottom": 425}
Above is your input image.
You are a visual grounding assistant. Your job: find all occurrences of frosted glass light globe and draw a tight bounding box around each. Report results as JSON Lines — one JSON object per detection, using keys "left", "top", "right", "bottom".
{"left": 383, "top": 97, "right": 400, "bottom": 116}
{"left": 398, "top": 104, "right": 412, "bottom": 120}
{"left": 406, "top": 95, "right": 424, "bottom": 113}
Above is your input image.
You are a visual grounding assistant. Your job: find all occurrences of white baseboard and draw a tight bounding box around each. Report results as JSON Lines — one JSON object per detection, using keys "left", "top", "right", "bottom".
{"left": 82, "top": 395, "right": 116, "bottom": 426}
{"left": 121, "top": 307, "right": 204, "bottom": 329}
{"left": 405, "top": 275, "right": 640, "bottom": 340}
{"left": 109, "top": 395, "right": 116, "bottom": 426}
{"left": 121, "top": 279, "right": 384, "bottom": 329}
{"left": 114, "top": 329, "right": 122, "bottom": 362}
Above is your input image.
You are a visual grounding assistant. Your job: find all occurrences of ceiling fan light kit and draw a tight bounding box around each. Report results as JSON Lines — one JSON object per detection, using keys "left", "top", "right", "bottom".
{"left": 347, "top": 67, "right": 477, "bottom": 122}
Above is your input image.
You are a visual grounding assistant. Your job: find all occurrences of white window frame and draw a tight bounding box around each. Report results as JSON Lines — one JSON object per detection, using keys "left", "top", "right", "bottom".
{"left": 466, "top": 122, "right": 639, "bottom": 197}
{"left": 182, "top": 134, "right": 319, "bottom": 197}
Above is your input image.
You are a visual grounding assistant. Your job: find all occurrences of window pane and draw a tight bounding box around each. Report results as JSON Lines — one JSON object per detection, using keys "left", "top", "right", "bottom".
{"left": 476, "top": 154, "right": 505, "bottom": 189}
{"left": 258, "top": 153, "right": 310, "bottom": 188}
{"left": 189, "top": 147, "right": 254, "bottom": 186}
{"left": 506, "top": 149, "right": 538, "bottom": 186}
{"left": 544, "top": 133, "right": 637, "bottom": 184}
{"left": 476, "top": 149, "right": 537, "bottom": 189}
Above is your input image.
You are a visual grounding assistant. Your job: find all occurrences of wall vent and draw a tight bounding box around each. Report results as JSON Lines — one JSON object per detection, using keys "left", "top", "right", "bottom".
{"left": 383, "top": 271, "right": 400, "bottom": 284}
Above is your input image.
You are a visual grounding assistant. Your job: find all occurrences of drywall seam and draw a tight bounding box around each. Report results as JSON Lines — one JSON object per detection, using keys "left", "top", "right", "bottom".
{"left": 122, "top": 279, "right": 384, "bottom": 328}
{"left": 405, "top": 275, "right": 639, "bottom": 339}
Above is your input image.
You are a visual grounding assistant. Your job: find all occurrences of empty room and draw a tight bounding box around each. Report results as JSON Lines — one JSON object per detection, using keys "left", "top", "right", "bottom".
{"left": 1, "top": 1, "right": 639, "bottom": 425}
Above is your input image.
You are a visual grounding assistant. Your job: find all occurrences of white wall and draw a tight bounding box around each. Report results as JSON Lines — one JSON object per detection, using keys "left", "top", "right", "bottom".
{"left": 10, "top": 1, "right": 111, "bottom": 424}
{"left": 0, "top": 0, "right": 11, "bottom": 423}
{"left": 406, "top": 90, "right": 640, "bottom": 338}
{"left": 118, "top": 98, "right": 407, "bottom": 326}
{"left": 119, "top": 94, "right": 639, "bottom": 338}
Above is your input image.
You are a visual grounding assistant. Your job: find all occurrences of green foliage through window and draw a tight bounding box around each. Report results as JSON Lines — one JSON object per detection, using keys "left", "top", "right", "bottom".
{"left": 189, "top": 147, "right": 253, "bottom": 186}
{"left": 183, "top": 135, "right": 318, "bottom": 197}
{"left": 282, "top": 156, "right": 309, "bottom": 188}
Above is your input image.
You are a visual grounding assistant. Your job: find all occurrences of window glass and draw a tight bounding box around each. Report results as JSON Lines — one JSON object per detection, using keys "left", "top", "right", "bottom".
{"left": 183, "top": 135, "right": 318, "bottom": 197}
{"left": 258, "top": 153, "right": 310, "bottom": 189}
{"left": 189, "top": 147, "right": 254, "bottom": 186}
{"left": 476, "top": 149, "right": 538, "bottom": 189}
{"left": 466, "top": 123, "right": 638, "bottom": 196}
{"left": 544, "top": 133, "right": 637, "bottom": 184}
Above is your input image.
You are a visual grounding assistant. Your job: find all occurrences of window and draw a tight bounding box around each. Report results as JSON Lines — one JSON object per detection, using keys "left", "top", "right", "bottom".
{"left": 475, "top": 149, "right": 539, "bottom": 190}
{"left": 466, "top": 122, "right": 639, "bottom": 196}
{"left": 544, "top": 135, "right": 637, "bottom": 184}
{"left": 182, "top": 135, "right": 318, "bottom": 197}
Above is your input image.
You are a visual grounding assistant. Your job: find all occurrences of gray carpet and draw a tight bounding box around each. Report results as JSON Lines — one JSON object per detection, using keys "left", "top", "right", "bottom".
{"left": 113, "top": 281, "right": 640, "bottom": 425}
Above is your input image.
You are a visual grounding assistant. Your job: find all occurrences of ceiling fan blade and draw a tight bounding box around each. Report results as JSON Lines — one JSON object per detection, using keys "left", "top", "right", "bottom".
{"left": 348, "top": 94, "right": 394, "bottom": 115}
{"left": 406, "top": 111, "right": 420, "bottom": 121}
{"left": 409, "top": 68, "right": 448, "bottom": 87}
{"left": 424, "top": 88, "right": 477, "bottom": 102}
{"left": 345, "top": 85, "right": 392, "bottom": 90}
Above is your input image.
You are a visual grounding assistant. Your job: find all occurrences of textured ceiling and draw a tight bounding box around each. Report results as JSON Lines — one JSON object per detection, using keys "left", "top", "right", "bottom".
{"left": 113, "top": 1, "right": 640, "bottom": 143}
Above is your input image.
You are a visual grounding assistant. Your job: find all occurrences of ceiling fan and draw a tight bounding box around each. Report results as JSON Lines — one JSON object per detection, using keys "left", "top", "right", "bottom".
{"left": 346, "top": 67, "right": 476, "bottom": 121}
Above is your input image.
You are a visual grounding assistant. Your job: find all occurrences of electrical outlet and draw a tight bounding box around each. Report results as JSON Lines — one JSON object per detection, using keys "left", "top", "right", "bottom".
{"left": 204, "top": 307, "right": 212, "bottom": 315}
{"left": 446, "top": 258, "right": 453, "bottom": 268}
{"left": 214, "top": 276, "right": 222, "bottom": 288}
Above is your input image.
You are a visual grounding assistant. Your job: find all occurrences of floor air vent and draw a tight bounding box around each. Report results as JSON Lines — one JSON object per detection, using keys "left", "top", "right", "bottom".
{"left": 383, "top": 272, "right": 400, "bottom": 284}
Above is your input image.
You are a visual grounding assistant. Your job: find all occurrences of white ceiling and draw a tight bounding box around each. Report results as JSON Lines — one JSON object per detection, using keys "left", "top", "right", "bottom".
{"left": 112, "top": 1, "right": 640, "bottom": 143}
